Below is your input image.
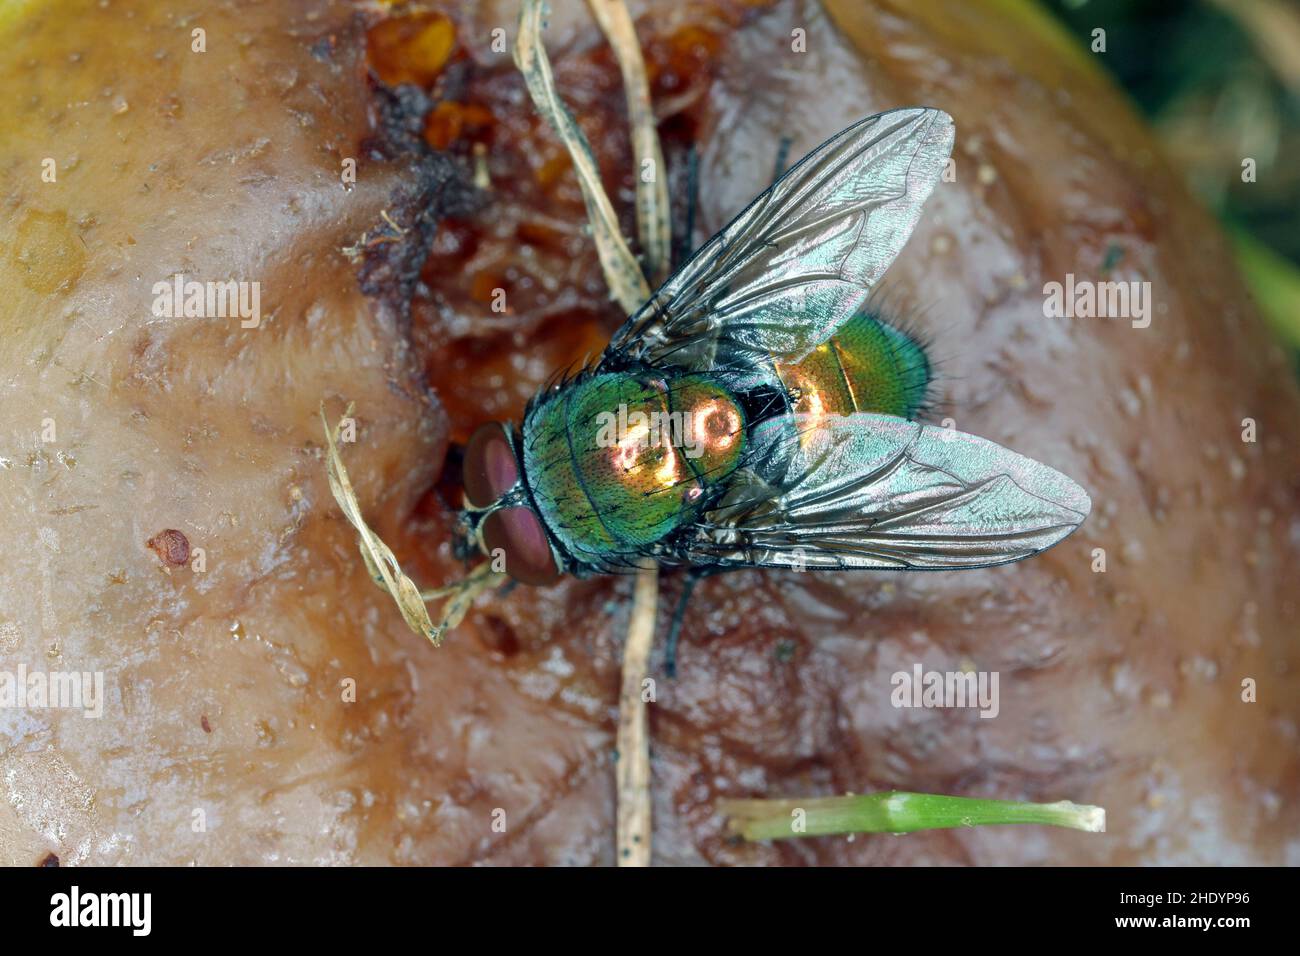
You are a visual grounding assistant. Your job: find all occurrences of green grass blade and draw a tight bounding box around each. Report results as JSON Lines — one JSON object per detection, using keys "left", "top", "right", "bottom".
{"left": 720, "top": 791, "right": 1105, "bottom": 841}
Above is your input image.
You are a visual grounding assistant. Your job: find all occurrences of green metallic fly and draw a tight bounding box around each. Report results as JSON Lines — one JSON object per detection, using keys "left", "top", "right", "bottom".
{"left": 455, "top": 107, "right": 1091, "bottom": 668}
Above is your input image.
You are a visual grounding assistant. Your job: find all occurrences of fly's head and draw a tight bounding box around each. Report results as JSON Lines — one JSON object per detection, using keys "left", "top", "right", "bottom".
{"left": 457, "top": 421, "right": 563, "bottom": 586}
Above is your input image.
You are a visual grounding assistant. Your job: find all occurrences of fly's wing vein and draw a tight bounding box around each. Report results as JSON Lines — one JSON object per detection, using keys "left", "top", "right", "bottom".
{"left": 678, "top": 412, "right": 1091, "bottom": 570}
{"left": 603, "top": 107, "right": 954, "bottom": 373}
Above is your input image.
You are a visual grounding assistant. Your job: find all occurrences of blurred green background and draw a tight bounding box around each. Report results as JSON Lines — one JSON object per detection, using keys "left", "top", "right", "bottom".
{"left": 1044, "top": 0, "right": 1300, "bottom": 371}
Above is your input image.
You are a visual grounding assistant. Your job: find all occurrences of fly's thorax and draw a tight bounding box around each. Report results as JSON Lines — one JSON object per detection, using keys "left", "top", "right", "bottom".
{"left": 522, "top": 371, "right": 747, "bottom": 560}
{"left": 665, "top": 374, "right": 746, "bottom": 483}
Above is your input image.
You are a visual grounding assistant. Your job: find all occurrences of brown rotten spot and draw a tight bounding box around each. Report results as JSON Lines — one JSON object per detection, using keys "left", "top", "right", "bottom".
{"left": 146, "top": 529, "right": 190, "bottom": 568}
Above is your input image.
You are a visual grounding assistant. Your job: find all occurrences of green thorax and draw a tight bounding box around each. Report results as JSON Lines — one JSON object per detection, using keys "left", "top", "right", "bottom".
{"left": 523, "top": 371, "right": 747, "bottom": 561}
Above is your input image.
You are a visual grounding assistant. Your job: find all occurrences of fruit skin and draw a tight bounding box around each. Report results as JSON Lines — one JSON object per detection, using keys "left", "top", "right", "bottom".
{"left": 2, "top": 0, "right": 1297, "bottom": 867}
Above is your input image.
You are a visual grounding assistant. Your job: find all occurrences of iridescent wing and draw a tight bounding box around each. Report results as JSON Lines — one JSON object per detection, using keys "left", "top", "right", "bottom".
{"left": 671, "top": 413, "right": 1091, "bottom": 570}
{"left": 602, "top": 108, "right": 954, "bottom": 373}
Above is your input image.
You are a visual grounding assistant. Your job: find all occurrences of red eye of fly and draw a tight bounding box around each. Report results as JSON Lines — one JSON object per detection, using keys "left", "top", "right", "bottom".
{"left": 482, "top": 507, "right": 562, "bottom": 586}
{"left": 463, "top": 422, "right": 519, "bottom": 508}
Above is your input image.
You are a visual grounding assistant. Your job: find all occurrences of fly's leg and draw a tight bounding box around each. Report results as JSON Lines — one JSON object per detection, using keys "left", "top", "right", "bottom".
{"left": 771, "top": 134, "right": 793, "bottom": 184}
{"left": 663, "top": 565, "right": 730, "bottom": 678}
{"left": 662, "top": 571, "right": 697, "bottom": 679}
{"left": 672, "top": 133, "right": 787, "bottom": 270}
{"left": 673, "top": 143, "right": 700, "bottom": 269}
{"left": 419, "top": 561, "right": 508, "bottom": 638}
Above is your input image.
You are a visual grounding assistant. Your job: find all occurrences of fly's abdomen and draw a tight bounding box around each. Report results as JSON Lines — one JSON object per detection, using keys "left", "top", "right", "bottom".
{"left": 523, "top": 372, "right": 746, "bottom": 563}
{"left": 775, "top": 309, "right": 931, "bottom": 420}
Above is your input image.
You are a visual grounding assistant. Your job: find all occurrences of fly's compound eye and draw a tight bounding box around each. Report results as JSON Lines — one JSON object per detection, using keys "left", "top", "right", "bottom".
{"left": 463, "top": 422, "right": 519, "bottom": 509}
{"left": 481, "top": 506, "right": 562, "bottom": 586}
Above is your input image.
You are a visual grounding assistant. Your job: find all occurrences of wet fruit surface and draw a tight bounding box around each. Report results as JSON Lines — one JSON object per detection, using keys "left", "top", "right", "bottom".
{"left": 1, "top": 0, "right": 1298, "bottom": 865}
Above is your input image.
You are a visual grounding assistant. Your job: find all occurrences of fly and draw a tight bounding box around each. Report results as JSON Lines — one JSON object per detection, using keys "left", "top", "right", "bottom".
{"left": 454, "top": 108, "right": 1090, "bottom": 669}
